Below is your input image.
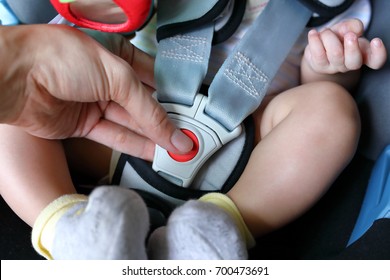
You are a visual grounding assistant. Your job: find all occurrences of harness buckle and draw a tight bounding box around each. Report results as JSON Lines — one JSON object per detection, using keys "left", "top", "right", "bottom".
{"left": 152, "top": 94, "right": 242, "bottom": 187}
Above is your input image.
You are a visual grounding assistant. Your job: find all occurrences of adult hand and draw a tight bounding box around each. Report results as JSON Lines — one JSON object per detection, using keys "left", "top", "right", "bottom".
{"left": 0, "top": 24, "right": 192, "bottom": 161}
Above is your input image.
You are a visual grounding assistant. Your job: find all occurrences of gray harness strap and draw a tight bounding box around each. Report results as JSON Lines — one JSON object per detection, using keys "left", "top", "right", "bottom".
{"left": 155, "top": 0, "right": 312, "bottom": 131}
{"left": 207, "top": 0, "right": 312, "bottom": 131}
{"left": 155, "top": 23, "right": 214, "bottom": 106}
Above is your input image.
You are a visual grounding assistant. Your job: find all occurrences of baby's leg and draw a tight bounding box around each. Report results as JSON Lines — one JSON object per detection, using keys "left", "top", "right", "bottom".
{"left": 0, "top": 125, "right": 150, "bottom": 259}
{"left": 228, "top": 81, "right": 361, "bottom": 237}
{"left": 148, "top": 81, "right": 360, "bottom": 259}
{"left": 0, "top": 125, "right": 76, "bottom": 226}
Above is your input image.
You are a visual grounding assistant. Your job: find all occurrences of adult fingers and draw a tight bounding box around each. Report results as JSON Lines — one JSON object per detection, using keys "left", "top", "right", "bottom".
{"left": 101, "top": 32, "right": 155, "bottom": 88}
{"left": 122, "top": 80, "right": 193, "bottom": 154}
{"left": 85, "top": 118, "right": 155, "bottom": 161}
{"left": 103, "top": 56, "right": 193, "bottom": 154}
{"left": 102, "top": 101, "right": 144, "bottom": 136}
{"left": 123, "top": 43, "right": 155, "bottom": 89}
{"left": 85, "top": 31, "right": 193, "bottom": 154}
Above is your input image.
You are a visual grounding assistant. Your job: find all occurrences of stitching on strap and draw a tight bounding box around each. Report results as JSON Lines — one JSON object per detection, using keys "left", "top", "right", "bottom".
{"left": 161, "top": 35, "right": 208, "bottom": 63}
{"left": 224, "top": 52, "right": 269, "bottom": 98}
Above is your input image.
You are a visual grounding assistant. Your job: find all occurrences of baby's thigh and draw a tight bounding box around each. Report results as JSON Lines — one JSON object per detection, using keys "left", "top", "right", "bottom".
{"left": 252, "top": 81, "right": 360, "bottom": 144}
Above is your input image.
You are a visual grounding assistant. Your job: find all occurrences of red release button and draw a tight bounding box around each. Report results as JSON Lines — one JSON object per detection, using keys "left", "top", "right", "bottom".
{"left": 168, "top": 129, "right": 199, "bottom": 162}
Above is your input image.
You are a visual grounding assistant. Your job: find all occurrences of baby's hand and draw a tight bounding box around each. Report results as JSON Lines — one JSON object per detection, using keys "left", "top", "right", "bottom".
{"left": 303, "top": 19, "right": 387, "bottom": 74}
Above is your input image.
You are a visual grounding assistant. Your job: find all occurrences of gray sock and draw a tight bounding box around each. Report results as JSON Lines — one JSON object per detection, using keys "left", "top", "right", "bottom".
{"left": 147, "top": 200, "right": 247, "bottom": 260}
{"left": 52, "top": 186, "right": 149, "bottom": 259}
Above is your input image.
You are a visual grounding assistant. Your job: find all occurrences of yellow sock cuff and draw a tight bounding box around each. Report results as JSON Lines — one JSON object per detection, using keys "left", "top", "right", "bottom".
{"left": 199, "top": 193, "right": 256, "bottom": 249}
{"left": 31, "top": 194, "right": 87, "bottom": 259}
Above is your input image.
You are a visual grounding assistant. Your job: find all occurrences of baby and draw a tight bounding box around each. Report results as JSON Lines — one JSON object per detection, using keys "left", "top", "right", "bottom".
{"left": 0, "top": 0, "right": 387, "bottom": 259}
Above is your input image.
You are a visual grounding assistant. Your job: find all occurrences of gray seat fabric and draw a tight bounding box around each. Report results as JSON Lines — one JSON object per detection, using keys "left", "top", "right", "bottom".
{"left": 6, "top": 0, "right": 57, "bottom": 24}
{"left": 355, "top": 0, "right": 390, "bottom": 161}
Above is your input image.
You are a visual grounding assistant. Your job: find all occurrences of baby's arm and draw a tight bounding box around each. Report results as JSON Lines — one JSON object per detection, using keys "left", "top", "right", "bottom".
{"left": 301, "top": 19, "right": 387, "bottom": 90}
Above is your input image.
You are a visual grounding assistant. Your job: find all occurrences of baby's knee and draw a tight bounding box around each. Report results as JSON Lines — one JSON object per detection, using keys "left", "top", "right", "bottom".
{"left": 307, "top": 81, "right": 361, "bottom": 147}
{"left": 313, "top": 81, "right": 359, "bottom": 122}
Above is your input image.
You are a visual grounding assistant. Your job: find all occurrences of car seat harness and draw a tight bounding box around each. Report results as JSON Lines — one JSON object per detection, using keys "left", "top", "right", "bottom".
{"left": 111, "top": 0, "right": 354, "bottom": 223}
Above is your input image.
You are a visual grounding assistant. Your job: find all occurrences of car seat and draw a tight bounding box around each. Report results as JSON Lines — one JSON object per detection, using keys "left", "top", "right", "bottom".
{"left": 0, "top": 0, "right": 389, "bottom": 260}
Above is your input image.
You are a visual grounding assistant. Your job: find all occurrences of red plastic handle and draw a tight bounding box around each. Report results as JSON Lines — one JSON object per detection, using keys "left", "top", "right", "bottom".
{"left": 50, "top": 0, "right": 152, "bottom": 33}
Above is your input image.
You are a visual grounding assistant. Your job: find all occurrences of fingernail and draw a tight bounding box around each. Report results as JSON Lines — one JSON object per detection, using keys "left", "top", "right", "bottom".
{"left": 171, "top": 129, "right": 193, "bottom": 153}
{"left": 345, "top": 33, "right": 357, "bottom": 46}
{"left": 372, "top": 38, "right": 383, "bottom": 48}
{"left": 308, "top": 29, "right": 317, "bottom": 36}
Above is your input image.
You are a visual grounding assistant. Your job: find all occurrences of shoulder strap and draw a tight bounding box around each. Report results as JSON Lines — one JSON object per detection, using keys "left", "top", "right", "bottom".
{"left": 207, "top": 0, "right": 355, "bottom": 130}
{"left": 207, "top": 0, "right": 312, "bottom": 130}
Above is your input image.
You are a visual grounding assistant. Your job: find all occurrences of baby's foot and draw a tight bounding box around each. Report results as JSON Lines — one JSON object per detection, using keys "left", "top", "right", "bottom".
{"left": 33, "top": 186, "right": 150, "bottom": 259}
{"left": 147, "top": 200, "right": 247, "bottom": 260}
